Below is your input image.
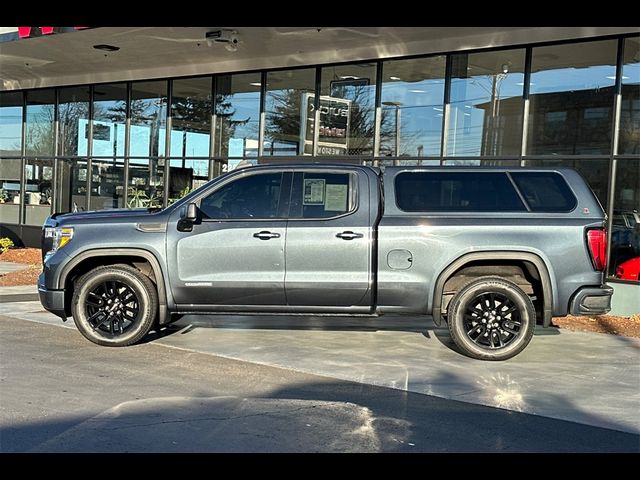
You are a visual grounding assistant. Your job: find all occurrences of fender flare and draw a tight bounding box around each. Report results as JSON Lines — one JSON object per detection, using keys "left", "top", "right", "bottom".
{"left": 58, "top": 248, "right": 170, "bottom": 325}
{"left": 432, "top": 251, "right": 553, "bottom": 328}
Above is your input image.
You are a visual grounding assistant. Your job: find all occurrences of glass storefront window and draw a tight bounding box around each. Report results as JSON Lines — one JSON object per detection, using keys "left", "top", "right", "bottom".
{"left": 130, "top": 81, "right": 168, "bottom": 158}
{"left": 169, "top": 159, "right": 209, "bottom": 179}
{"left": 0, "top": 158, "right": 22, "bottom": 223}
{"left": 128, "top": 158, "right": 164, "bottom": 208}
{"left": 23, "top": 158, "right": 53, "bottom": 225}
{"left": 522, "top": 158, "right": 610, "bottom": 209}
{"left": 58, "top": 86, "right": 90, "bottom": 156}
{"left": 0, "top": 91, "right": 23, "bottom": 156}
{"left": 90, "top": 158, "right": 125, "bottom": 210}
{"left": 380, "top": 56, "right": 445, "bottom": 157}
{"left": 56, "top": 158, "right": 88, "bottom": 213}
{"left": 168, "top": 158, "right": 209, "bottom": 204}
{"left": 619, "top": 37, "right": 640, "bottom": 155}
{"left": 610, "top": 158, "right": 640, "bottom": 282}
{"left": 320, "top": 63, "right": 377, "bottom": 156}
{"left": 444, "top": 158, "right": 522, "bottom": 166}
{"left": 264, "top": 68, "right": 316, "bottom": 156}
{"left": 448, "top": 49, "right": 525, "bottom": 156}
{"left": 25, "top": 89, "right": 55, "bottom": 156}
{"left": 215, "top": 73, "right": 261, "bottom": 158}
{"left": 93, "top": 83, "right": 127, "bottom": 157}
{"left": 171, "top": 77, "right": 212, "bottom": 158}
{"left": 528, "top": 40, "right": 618, "bottom": 155}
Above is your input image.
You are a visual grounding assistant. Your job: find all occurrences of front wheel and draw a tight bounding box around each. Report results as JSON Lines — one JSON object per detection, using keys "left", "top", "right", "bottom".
{"left": 71, "top": 264, "right": 158, "bottom": 347}
{"left": 447, "top": 276, "right": 535, "bottom": 361}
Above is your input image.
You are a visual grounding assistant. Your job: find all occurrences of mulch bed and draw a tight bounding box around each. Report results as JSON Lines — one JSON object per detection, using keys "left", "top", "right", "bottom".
{"left": 0, "top": 265, "right": 41, "bottom": 287}
{"left": 552, "top": 314, "right": 640, "bottom": 338}
{"left": 0, "top": 248, "right": 42, "bottom": 287}
{"left": 0, "top": 248, "right": 42, "bottom": 265}
{"left": 1, "top": 248, "right": 639, "bottom": 338}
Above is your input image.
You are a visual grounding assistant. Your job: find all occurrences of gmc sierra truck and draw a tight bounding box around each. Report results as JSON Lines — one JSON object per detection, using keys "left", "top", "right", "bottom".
{"left": 39, "top": 164, "right": 613, "bottom": 360}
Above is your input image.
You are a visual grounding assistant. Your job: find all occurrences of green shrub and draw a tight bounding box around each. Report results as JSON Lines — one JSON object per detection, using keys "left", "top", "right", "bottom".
{"left": 0, "top": 237, "right": 14, "bottom": 254}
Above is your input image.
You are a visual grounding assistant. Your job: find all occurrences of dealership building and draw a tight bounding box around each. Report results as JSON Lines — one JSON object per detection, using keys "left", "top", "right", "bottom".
{"left": 0, "top": 27, "right": 638, "bottom": 313}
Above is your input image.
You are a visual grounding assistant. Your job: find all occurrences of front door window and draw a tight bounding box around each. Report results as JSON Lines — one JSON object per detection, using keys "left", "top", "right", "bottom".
{"left": 200, "top": 172, "right": 283, "bottom": 219}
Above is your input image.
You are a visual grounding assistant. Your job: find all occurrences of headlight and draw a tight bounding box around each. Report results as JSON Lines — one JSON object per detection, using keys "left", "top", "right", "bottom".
{"left": 44, "top": 227, "right": 74, "bottom": 257}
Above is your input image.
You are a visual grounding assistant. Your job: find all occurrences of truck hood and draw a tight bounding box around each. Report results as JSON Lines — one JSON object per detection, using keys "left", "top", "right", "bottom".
{"left": 46, "top": 207, "right": 164, "bottom": 226}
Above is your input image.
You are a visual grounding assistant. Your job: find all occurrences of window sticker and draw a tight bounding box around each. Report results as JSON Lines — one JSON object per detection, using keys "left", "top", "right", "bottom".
{"left": 303, "top": 178, "right": 325, "bottom": 205}
{"left": 325, "top": 184, "right": 348, "bottom": 211}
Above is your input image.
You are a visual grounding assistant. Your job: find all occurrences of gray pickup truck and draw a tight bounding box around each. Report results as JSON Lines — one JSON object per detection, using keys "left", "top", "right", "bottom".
{"left": 39, "top": 164, "right": 613, "bottom": 360}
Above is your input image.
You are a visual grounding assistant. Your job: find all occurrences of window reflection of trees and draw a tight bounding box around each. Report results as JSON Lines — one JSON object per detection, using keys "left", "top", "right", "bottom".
{"left": 266, "top": 89, "right": 305, "bottom": 155}
{"left": 25, "top": 103, "right": 55, "bottom": 156}
{"left": 215, "top": 93, "right": 251, "bottom": 157}
{"left": 171, "top": 84, "right": 212, "bottom": 161}
{"left": 344, "top": 84, "right": 376, "bottom": 156}
{"left": 59, "top": 93, "right": 89, "bottom": 156}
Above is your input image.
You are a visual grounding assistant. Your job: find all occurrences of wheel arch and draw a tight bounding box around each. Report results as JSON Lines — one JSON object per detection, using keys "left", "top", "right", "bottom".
{"left": 59, "top": 248, "right": 169, "bottom": 326}
{"left": 432, "top": 251, "right": 554, "bottom": 328}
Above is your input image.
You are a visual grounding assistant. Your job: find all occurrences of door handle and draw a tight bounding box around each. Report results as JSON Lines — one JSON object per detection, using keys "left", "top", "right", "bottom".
{"left": 253, "top": 231, "right": 281, "bottom": 240}
{"left": 336, "top": 231, "right": 364, "bottom": 240}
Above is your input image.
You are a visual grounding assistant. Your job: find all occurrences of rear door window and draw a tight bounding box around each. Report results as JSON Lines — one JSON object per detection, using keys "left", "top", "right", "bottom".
{"left": 289, "top": 172, "right": 356, "bottom": 219}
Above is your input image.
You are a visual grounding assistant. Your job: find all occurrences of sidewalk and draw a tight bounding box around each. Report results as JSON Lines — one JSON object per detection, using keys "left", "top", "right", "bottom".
{"left": 0, "top": 261, "right": 29, "bottom": 275}
{"left": 0, "top": 262, "right": 39, "bottom": 303}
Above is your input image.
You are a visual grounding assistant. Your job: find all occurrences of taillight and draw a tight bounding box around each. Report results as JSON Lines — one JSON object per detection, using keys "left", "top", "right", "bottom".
{"left": 587, "top": 228, "right": 607, "bottom": 271}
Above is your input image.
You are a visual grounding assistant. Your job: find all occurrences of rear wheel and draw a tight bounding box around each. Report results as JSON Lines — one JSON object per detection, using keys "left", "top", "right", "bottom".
{"left": 447, "top": 276, "right": 535, "bottom": 361}
{"left": 71, "top": 264, "right": 158, "bottom": 347}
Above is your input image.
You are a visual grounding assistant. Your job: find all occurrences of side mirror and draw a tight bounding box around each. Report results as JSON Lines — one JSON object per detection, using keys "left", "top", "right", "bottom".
{"left": 183, "top": 202, "right": 198, "bottom": 222}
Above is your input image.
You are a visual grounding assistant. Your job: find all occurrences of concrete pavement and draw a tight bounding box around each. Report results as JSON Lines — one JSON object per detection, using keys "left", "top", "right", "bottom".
{"left": 2, "top": 296, "right": 639, "bottom": 437}
{"left": 0, "top": 263, "right": 39, "bottom": 303}
{"left": 1, "top": 315, "right": 637, "bottom": 452}
{"left": 0, "top": 261, "right": 29, "bottom": 275}
{"left": 0, "top": 284, "right": 39, "bottom": 303}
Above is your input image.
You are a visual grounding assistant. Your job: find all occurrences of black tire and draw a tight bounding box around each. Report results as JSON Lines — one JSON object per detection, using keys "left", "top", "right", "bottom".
{"left": 71, "top": 264, "right": 158, "bottom": 347}
{"left": 447, "top": 276, "right": 535, "bottom": 361}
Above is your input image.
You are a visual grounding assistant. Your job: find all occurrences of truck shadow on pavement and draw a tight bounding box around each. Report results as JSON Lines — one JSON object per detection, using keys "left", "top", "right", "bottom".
{"left": 4, "top": 374, "right": 638, "bottom": 453}
{"left": 141, "top": 314, "right": 560, "bottom": 355}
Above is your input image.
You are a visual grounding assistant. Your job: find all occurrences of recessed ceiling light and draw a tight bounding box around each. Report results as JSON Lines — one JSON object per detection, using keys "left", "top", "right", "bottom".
{"left": 606, "top": 75, "right": 629, "bottom": 80}
{"left": 93, "top": 44, "right": 120, "bottom": 52}
{"left": 409, "top": 89, "right": 425, "bottom": 93}
{"left": 339, "top": 75, "right": 359, "bottom": 80}
{"left": 465, "top": 105, "right": 472, "bottom": 108}
{"left": 389, "top": 76, "right": 401, "bottom": 81}
{"left": 433, "top": 107, "right": 443, "bottom": 112}
{"left": 249, "top": 82, "right": 262, "bottom": 87}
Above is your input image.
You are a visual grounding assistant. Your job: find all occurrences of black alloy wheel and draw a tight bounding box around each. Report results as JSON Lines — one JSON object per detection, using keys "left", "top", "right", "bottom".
{"left": 84, "top": 280, "right": 141, "bottom": 336}
{"left": 462, "top": 291, "right": 522, "bottom": 350}
{"left": 72, "top": 264, "right": 158, "bottom": 347}
{"left": 447, "top": 276, "right": 536, "bottom": 361}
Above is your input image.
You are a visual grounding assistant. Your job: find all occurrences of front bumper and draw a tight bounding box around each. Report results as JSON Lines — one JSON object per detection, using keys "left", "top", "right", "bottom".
{"left": 38, "top": 272, "right": 67, "bottom": 319}
{"left": 569, "top": 285, "right": 614, "bottom": 315}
